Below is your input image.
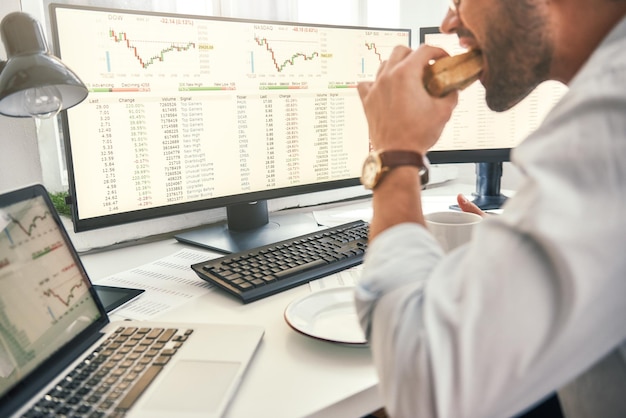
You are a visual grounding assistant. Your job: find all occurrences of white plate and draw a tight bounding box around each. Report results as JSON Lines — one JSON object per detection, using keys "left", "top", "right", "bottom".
{"left": 284, "top": 286, "right": 367, "bottom": 346}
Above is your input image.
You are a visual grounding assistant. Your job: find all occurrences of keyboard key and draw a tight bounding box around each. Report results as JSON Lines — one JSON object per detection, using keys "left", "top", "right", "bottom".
{"left": 116, "top": 365, "right": 163, "bottom": 411}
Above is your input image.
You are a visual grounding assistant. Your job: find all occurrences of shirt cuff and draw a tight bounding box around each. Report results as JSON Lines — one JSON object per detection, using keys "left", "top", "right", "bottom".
{"left": 355, "top": 222, "right": 443, "bottom": 337}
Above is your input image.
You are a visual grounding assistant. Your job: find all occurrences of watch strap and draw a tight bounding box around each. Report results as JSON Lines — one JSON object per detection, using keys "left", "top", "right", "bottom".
{"left": 379, "top": 150, "right": 424, "bottom": 168}
{"left": 379, "top": 150, "right": 429, "bottom": 185}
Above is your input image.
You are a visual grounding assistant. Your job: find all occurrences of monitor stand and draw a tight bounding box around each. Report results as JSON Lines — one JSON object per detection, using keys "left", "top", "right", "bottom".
{"left": 174, "top": 200, "right": 325, "bottom": 254}
{"left": 450, "top": 162, "right": 508, "bottom": 211}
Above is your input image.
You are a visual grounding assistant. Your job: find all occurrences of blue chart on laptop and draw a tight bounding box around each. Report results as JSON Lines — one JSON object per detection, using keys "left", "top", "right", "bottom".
{"left": 0, "top": 195, "right": 101, "bottom": 393}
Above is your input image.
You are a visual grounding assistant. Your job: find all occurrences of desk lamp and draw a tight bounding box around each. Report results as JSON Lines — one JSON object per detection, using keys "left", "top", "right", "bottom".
{"left": 0, "top": 12, "right": 87, "bottom": 118}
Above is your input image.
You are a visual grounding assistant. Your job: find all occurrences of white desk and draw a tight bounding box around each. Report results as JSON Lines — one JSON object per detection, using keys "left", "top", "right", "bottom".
{"left": 78, "top": 185, "right": 487, "bottom": 417}
{"left": 80, "top": 221, "right": 381, "bottom": 418}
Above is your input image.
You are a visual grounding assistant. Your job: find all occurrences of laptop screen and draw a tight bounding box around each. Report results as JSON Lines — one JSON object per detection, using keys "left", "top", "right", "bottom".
{"left": 0, "top": 190, "right": 103, "bottom": 399}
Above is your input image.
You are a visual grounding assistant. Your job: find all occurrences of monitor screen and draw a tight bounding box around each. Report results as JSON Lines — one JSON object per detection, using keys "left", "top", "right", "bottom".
{"left": 49, "top": 4, "right": 410, "bottom": 252}
{"left": 420, "top": 27, "right": 567, "bottom": 209}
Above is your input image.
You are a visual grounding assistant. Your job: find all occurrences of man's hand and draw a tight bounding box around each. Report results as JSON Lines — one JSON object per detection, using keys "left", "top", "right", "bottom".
{"left": 357, "top": 45, "right": 460, "bottom": 239}
{"left": 456, "top": 194, "right": 486, "bottom": 217}
{"left": 357, "top": 45, "right": 458, "bottom": 154}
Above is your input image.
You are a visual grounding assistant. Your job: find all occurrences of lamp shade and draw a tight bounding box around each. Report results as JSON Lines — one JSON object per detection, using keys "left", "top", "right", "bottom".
{"left": 0, "top": 12, "right": 88, "bottom": 118}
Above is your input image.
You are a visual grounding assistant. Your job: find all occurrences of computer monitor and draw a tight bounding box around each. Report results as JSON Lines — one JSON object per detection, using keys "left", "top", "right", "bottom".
{"left": 49, "top": 4, "right": 410, "bottom": 253}
{"left": 420, "top": 27, "right": 567, "bottom": 209}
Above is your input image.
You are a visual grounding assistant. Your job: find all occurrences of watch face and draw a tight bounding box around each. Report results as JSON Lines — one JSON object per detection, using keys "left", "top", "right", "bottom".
{"left": 360, "top": 153, "right": 381, "bottom": 189}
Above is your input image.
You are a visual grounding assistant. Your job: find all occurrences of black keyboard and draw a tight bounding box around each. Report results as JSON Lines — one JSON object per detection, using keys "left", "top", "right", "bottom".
{"left": 191, "top": 220, "right": 369, "bottom": 303}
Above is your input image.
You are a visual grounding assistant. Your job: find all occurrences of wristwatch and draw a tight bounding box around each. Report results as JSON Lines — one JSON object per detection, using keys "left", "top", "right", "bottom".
{"left": 360, "top": 150, "right": 429, "bottom": 190}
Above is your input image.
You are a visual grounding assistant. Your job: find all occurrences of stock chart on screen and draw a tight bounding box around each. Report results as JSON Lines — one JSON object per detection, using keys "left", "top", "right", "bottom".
{"left": 51, "top": 6, "right": 409, "bottom": 230}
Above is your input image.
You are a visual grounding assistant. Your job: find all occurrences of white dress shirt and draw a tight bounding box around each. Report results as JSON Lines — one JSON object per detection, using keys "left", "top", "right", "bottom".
{"left": 355, "top": 16, "right": 626, "bottom": 418}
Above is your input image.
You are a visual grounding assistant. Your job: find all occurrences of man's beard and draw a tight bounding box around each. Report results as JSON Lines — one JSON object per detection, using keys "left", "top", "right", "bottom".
{"left": 482, "top": 2, "right": 552, "bottom": 112}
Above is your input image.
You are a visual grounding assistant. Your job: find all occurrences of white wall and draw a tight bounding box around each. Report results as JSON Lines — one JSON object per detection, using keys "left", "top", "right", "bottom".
{"left": 0, "top": 0, "right": 43, "bottom": 194}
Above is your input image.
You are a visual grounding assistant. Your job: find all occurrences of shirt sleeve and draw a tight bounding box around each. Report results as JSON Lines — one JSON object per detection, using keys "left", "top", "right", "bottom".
{"left": 355, "top": 223, "right": 443, "bottom": 339}
{"left": 354, "top": 21, "right": 626, "bottom": 417}
{"left": 356, "top": 200, "right": 626, "bottom": 418}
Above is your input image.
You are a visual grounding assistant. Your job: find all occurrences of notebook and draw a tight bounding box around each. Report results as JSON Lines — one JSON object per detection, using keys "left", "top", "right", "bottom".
{"left": 0, "top": 184, "right": 264, "bottom": 417}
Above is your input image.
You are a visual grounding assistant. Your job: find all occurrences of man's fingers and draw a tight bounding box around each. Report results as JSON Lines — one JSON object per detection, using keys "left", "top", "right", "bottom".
{"left": 357, "top": 81, "right": 372, "bottom": 101}
{"left": 457, "top": 194, "right": 486, "bottom": 217}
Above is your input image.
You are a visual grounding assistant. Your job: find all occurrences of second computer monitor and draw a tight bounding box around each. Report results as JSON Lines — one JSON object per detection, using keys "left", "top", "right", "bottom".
{"left": 420, "top": 27, "right": 567, "bottom": 209}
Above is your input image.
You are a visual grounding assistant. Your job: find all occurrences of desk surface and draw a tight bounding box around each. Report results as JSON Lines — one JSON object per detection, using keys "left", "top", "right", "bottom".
{"left": 78, "top": 187, "right": 485, "bottom": 418}
{"left": 80, "top": 221, "right": 381, "bottom": 418}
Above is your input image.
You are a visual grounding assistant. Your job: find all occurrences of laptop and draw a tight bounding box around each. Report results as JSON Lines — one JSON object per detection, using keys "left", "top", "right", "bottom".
{"left": 0, "top": 184, "right": 264, "bottom": 417}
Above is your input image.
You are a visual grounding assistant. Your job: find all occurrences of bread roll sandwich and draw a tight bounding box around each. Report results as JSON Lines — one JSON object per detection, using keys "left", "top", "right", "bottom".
{"left": 423, "top": 49, "right": 483, "bottom": 97}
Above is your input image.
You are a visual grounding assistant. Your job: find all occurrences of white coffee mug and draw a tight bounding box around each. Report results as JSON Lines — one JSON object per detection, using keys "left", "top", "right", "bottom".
{"left": 425, "top": 211, "right": 483, "bottom": 252}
